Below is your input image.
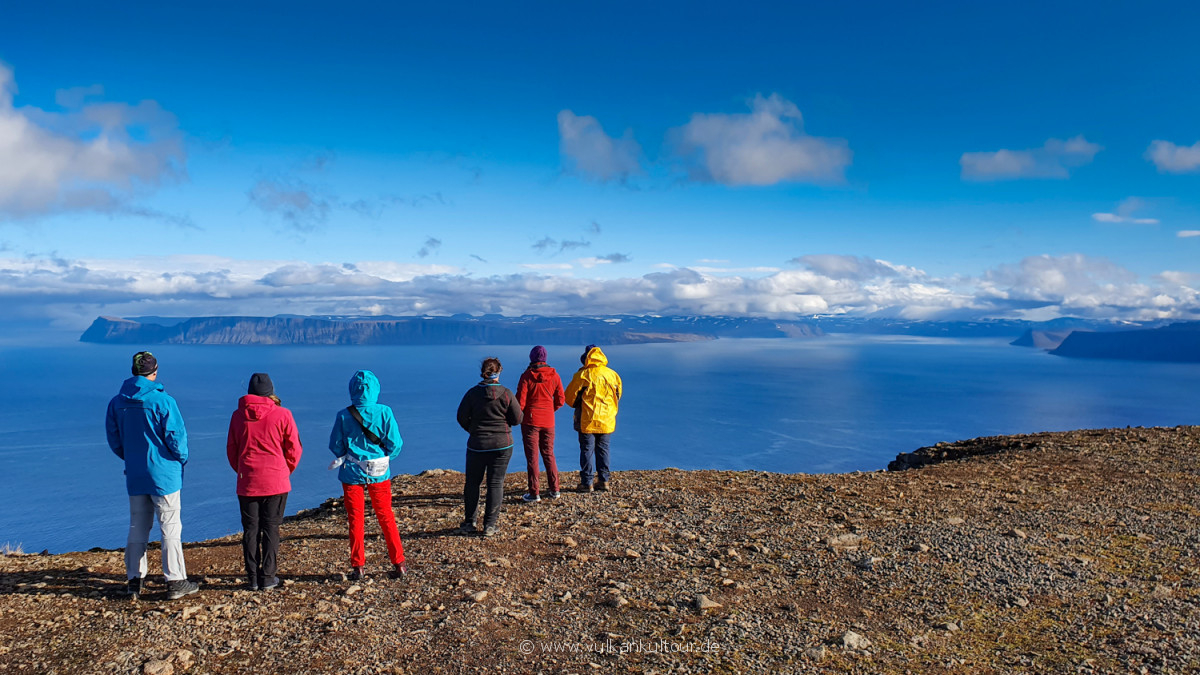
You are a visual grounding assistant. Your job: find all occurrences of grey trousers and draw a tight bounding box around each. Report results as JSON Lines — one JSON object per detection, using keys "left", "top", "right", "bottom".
{"left": 125, "top": 491, "right": 187, "bottom": 582}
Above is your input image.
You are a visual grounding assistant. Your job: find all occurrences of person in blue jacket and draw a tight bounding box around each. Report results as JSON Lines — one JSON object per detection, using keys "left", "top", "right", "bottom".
{"left": 328, "top": 370, "right": 407, "bottom": 580}
{"left": 105, "top": 351, "right": 199, "bottom": 601}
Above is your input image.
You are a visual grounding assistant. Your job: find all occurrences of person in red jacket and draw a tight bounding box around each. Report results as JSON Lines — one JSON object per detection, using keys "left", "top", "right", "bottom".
{"left": 226, "top": 373, "right": 303, "bottom": 591}
{"left": 515, "top": 345, "right": 565, "bottom": 502}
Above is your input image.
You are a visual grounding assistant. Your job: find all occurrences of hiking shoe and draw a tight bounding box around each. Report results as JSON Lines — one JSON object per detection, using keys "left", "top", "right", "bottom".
{"left": 578, "top": 482, "right": 594, "bottom": 493}
{"left": 550, "top": 491, "right": 561, "bottom": 499}
{"left": 388, "top": 563, "right": 408, "bottom": 580}
{"left": 522, "top": 493, "right": 541, "bottom": 503}
{"left": 595, "top": 480, "right": 610, "bottom": 492}
{"left": 483, "top": 525, "right": 500, "bottom": 537}
{"left": 245, "top": 577, "right": 259, "bottom": 592}
{"left": 348, "top": 568, "right": 363, "bottom": 581}
{"left": 259, "top": 576, "right": 279, "bottom": 591}
{"left": 166, "top": 579, "right": 199, "bottom": 600}
{"left": 458, "top": 522, "right": 477, "bottom": 535}
{"left": 126, "top": 577, "right": 143, "bottom": 600}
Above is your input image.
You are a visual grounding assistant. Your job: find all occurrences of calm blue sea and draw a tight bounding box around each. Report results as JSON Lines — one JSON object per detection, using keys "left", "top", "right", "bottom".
{"left": 1, "top": 336, "right": 1196, "bottom": 553}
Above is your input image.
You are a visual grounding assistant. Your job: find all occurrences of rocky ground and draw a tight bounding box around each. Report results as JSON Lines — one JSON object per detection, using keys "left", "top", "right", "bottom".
{"left": 2, "top": 426, "right": 1198, "bottom": 674}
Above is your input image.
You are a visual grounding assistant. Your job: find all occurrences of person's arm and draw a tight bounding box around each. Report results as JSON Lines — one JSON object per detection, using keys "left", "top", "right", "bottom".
{"left": 162, "top": 398, "right": 188, "bottom": 465}
{"left": 456, "top": 391, "right": 473, "bottom": 432}
{"left": 505, "top": 389, "right": 523, "bottom": 427}
{"left": 564, "top": 372, "right": 584, "bottom": 407}
{"left": 226, "top": 414, "right": 239, "bottom": 471}
{"left": 105, "top": 400, "right": 123, "bottom": 459}
{"left": 281, "top": 409, "right": 303, "bottom": 472}
{"left": 552, "top": 372, "right": 565, "bottom": 411}
{"left": 381, "top": 408, "right": 403, "bottom": 459}
{"left": 515, "top": 372, "right": 529, "bottom": 412}
{"left": 329, "top": 411, "right": 346, "bottom": 458}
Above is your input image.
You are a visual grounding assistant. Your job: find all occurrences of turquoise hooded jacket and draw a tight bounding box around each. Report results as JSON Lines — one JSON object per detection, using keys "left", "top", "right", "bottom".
{"left": 329, "top": 370, "right": 403, "bottom": 485}
{"left": 105, "top": 376, "right": 189, "bottom": 496}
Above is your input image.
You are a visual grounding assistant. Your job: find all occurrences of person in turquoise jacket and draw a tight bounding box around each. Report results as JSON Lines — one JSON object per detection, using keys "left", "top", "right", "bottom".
{"left": 328, "top": 370, "right": 407, "bottom": 580}
{"left": 105, "top": 351, "right": 199, "bottom": 601}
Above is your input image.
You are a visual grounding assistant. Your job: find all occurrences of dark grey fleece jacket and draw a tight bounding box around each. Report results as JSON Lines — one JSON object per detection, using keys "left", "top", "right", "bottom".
{"left": 456, "top": 382, "right": 523, "bottom": 451}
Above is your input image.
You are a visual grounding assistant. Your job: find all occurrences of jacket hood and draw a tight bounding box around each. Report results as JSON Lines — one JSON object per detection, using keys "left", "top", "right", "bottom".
{"left": 119, "top": 375, "right": 164, "bottom": 401}
{"left": 237, "top": 394, "right": 277, "bottom": 421}
{"left": 349, "top": 370, "right": 380, "bottom": 406}
{"left": 583, "top": 347, "right": 608, "bottom": 368}
{"left": 526, "top": 363, "right": 555, "bottom": 382}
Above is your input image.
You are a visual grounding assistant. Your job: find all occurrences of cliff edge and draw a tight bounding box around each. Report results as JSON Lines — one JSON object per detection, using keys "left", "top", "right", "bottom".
{"left": 2, "top": 427, "right": 1198, "bottom": 673}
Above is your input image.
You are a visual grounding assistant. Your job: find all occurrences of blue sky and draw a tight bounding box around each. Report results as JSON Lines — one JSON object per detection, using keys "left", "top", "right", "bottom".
{"left": 1, "top": 1, "right": 1199, "bottom": 326}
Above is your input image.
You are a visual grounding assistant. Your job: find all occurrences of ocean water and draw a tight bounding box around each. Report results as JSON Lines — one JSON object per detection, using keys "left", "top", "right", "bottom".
{"left": 1, "top": 336, "right": 1196, "bottom": 553}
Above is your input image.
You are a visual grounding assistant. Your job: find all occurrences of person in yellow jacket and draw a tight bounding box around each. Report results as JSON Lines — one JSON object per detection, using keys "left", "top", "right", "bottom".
{"left": 564, "top": 345, "right": 622, "bottom": 492}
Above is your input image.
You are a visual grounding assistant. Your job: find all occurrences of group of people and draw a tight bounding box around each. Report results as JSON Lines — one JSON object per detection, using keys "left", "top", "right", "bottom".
{"left": 105, "top": 345, "right": 622, "bottom": 599}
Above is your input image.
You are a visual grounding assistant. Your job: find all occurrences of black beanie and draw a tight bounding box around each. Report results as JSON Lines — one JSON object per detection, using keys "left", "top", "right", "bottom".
{"left": 132, "top": 351, "right": 158, "bottom": 376}
{"left": 248, "top": 373, "right": 275, "bottom": 397}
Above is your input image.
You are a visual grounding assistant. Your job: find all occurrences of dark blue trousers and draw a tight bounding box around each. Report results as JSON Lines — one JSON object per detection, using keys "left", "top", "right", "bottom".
{"left": 578, "top": 432, "right": 611, "bottom": 485}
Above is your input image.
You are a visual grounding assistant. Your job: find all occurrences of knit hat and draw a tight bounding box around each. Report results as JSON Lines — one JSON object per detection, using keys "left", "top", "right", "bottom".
{"left": 131, "top": 351, "right": 158, "bottom": 376}
{"left": 248, "top": 372, "right": 275, "bottom": 397}
{"left": 529, "top": 345, "right": 547, "bottom": 363}
{"left": 580, "top": 344, "right": 597, "bottom": 364}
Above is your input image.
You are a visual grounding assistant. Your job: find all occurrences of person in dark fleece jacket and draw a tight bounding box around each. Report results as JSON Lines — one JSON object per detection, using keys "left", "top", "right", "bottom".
{"left": 515, "top": 345, "right": 565, "bottom": 502}
{"left": 456, "top": 357, "right": 523, "bottom": 537}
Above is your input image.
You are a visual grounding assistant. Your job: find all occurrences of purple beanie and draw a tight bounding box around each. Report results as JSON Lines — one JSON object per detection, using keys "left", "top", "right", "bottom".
{"left": 581, "top": 344, "right": 597, "bottom": 364}
{"left": 530, "top": 345, "right": 547, "bottom": 363}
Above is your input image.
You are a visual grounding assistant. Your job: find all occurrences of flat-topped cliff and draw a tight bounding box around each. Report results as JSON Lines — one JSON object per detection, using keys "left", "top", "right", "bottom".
{"left": 1, "top": 427, "right": 1198, "bottom": 673}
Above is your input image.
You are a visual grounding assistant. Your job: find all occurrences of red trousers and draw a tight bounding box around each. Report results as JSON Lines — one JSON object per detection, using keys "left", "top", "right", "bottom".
{"left": 521, "top": 424, "right": 560, "bottom": 494}
{"left": 342, "top": 482, "right": 405, "bottom": 567}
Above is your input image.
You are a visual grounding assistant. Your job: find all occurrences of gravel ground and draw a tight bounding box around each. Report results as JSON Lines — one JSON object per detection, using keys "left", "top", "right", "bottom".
{"left": 1, "top": 426, "right": 1198, "bottom": 674}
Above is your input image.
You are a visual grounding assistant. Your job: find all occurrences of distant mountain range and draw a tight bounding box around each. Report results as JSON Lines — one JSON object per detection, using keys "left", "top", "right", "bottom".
{"left": 79, "top": 314, "right": 824, "bottom": 346}
{"left": 78, "top": 314, "right": 1200, "bottom": 361}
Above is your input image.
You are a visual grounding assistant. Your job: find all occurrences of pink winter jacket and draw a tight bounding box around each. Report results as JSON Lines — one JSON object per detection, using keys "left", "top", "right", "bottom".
{"left": 226, "top": 395, "right": 303, "bottom": 497}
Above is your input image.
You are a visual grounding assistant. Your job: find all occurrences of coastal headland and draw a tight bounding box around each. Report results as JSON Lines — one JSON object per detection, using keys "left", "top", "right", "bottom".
{"left": 1, "top": 426, "right": 1197, "bottom": 673}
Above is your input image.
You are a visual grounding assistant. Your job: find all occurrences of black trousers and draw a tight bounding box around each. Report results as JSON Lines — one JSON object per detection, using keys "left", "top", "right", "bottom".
{"left": 238, "top": 493, "right": 288, "bottom": 582}
{"left": 463, "top": 448, "right": 512, "bottom": 529}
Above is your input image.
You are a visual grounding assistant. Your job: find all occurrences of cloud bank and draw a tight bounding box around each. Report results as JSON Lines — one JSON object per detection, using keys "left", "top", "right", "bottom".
{"left": 3, "top": 252, "right": 1196, "bottom": 327}
{"left": 960, "top": 136, "right": 1101, "bottom": 181}
{"left": 0, "top": 63, "right": 186, "bottom": 220}
{"left": 1091, "top": 197, "right": 1159, "bottom": 225}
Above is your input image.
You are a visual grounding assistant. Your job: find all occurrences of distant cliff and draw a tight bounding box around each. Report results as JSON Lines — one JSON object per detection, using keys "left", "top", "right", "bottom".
{"left": 79, "top": 315, "right": 824, "bottom": 346}
{"left": 1049, "top": 323, "right": 1200, "bottom": 363}
{"left": 1010, "top": 329, "right": 1072, "bottom": 350}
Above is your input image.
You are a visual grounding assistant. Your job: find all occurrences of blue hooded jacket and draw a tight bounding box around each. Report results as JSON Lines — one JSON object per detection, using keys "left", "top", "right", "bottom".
{"left": 329, "top": 370, "right": 403, "bottom": 485}
{"left": 105, "top": 376, "right": 189, "bottom": 496}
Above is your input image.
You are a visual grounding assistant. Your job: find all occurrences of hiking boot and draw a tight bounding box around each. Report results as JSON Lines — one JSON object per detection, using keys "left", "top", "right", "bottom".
{"left": 245, "top": 576, "right": 259, "bottom": 592}
{"left": 126, "top": 577, "right": 144, "bottom": 600}
{"left": 578, "top": 481, "right": 594, "bottom": 493}
{"left": 348, "top": 568, "right": 364, "bottom": 581}
{"left": 550, "top": 491, "right": 561, "bottom": 500}
{"left": 259, "top": 576, "right": 279, "bottom": 591}
{"left": 483, "top": 525, "right": 500, "bottom": 537}
{"left": 522, "top": 493, "right": 541, "bottom": 503}
{"left": 388, "top": 563, "right": 408, "bottom": 580}
{"left": 458, "top": 522, "right": 477, "bottom": 535}
{"left": 166, "top": 579, "right": 199, "bottom": 601}
{"left": 595, "top": 481, "right": 610, "bottom": 492}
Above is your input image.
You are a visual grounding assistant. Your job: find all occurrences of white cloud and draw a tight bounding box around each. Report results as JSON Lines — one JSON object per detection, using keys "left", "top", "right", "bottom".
{"left": 556, "top": 110, "right": 642, "bottom": 182}
{"left": 790, "top": 254, "right": 924, "bottom": 280}
{"left": 672, "top": 94, "right": 851, "bottom": 186}
{"left": 1178, "top": 230, "right": 1200, "bottom": 238}
{"left": 0, "top": 63, "right": 186, "bottom": 219}
{"left": 960, "top": 136, "right": 1101, "bottom": 181}
{"left": 1145, "top": 140, "right": 1200, "bottom": 173}
{"left": 1091, "top": 197, "right": 1160, "bottom": 225}
{"left": 3, "top": 253, "right": 1196, "bottom": 326}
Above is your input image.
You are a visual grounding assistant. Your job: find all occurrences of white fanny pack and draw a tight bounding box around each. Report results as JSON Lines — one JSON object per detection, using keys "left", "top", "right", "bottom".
{"left": 327, "top": 454, "right": 390, "bottom": 477}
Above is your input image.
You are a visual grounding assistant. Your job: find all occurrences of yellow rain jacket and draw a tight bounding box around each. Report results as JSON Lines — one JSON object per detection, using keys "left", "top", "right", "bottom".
{"left": 564, "top": 347, "right": 623, "bottom": 434}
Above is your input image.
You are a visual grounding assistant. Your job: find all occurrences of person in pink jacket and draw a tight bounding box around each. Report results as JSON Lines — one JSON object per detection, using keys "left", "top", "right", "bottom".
{"left": 226, "top": 373, "right": 303, "bottom": 591}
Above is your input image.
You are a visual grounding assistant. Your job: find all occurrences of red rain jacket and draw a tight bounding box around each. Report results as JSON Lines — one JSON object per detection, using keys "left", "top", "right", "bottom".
{"left": 226, "top": 394, "right": 303, "bottom": 497}
{"left": 515, "top": 362, "right": 565, "bottom": 428}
